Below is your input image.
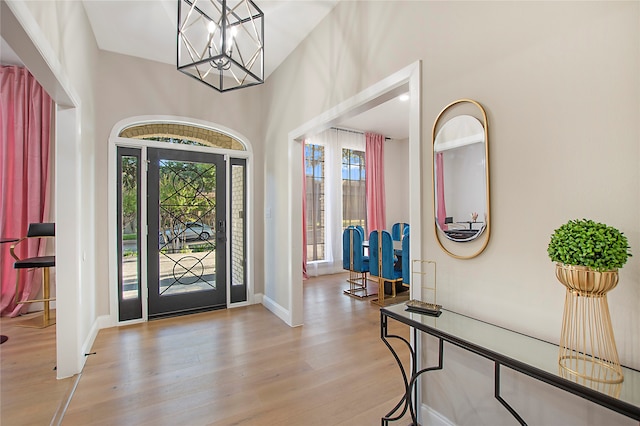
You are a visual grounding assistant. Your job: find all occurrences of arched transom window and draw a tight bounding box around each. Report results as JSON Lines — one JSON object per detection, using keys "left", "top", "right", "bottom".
{"left": 118, "top": 123, "right": 246, "bottom": 151}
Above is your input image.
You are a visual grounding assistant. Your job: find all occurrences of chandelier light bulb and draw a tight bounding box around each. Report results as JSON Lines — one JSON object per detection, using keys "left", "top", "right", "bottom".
{"left": 225, "top": 26, "right": 237, "bottom": 55}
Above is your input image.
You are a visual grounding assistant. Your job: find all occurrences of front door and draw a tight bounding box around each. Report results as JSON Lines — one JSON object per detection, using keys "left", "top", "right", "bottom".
{"left": 147, "top": 148, "right": 226, "bottom": 318}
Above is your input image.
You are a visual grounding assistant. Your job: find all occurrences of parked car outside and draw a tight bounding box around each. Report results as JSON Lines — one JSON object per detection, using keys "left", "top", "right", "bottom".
{"left": 164, "top": 222, "right": 213, "bottom": 242}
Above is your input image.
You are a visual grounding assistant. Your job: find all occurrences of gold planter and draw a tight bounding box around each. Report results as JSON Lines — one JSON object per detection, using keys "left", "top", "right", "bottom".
{"left": 556, "top": 263, "right": 623, "bottom": 384}
{"left": 555, "top": 263, "right": 619, "bottom": 296}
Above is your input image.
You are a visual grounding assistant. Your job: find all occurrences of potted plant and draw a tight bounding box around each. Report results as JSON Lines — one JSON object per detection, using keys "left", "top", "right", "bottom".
{"left": 548, "top": 218, "right": 632, "bottom": 295}
{"left": 548, "top": 218, "right": 632, "bottom": 384}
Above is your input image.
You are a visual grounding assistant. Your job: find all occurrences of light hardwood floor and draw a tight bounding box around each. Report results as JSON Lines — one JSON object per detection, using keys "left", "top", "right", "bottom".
{"left": 1, "top": 310, "right": 75, "bottom": 426}
{"left": 2, "top": 273, "right": 411, "bottom": 425}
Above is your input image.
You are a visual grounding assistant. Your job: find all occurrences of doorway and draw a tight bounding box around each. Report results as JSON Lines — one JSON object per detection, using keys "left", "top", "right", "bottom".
{"left": 112, "top": 119, "right": 252, "bottom": 323}
{"left": 146, "top": 148, "right": 226, "bottom": 317}
{"left": 285, "top": 61, "right": 422, "bottom": 327}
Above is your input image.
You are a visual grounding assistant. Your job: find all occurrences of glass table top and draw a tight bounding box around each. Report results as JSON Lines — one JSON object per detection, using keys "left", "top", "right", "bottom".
{"left": 382, "top": 303, "right": 640, "bottom": 418}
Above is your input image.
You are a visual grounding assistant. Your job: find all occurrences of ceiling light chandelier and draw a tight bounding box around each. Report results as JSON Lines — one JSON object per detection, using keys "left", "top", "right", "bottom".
{"left": 177, "top": 0, "right": 264, "bottom": 92}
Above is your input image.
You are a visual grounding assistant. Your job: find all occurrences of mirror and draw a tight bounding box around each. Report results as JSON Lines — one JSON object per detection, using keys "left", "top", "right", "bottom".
{"left": 432, "top": 99, "right": 490, "bottom": 259}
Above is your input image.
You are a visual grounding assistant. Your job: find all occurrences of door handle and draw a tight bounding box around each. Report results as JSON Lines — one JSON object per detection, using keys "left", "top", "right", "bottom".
{"left": 217, "top": 220, "right": 226, "bottom": 242}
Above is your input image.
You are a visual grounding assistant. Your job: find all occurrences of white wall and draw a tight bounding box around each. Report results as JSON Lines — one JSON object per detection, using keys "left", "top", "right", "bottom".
{"left": 264, "top": 1, "right": 639, "bottom": 424}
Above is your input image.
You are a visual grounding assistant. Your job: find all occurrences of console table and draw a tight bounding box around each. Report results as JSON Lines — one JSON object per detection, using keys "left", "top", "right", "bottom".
{"left": 380, "top": 303, "right": 640, "bottom": 425}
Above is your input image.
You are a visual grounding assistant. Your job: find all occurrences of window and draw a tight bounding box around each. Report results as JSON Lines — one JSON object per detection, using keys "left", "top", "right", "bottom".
{"left": 117, "top": 148, "right": 142, "bottom": 321}
{"left": 305, "top": 129, "right": 367, "bottom": 267}
{"left": 305, "top": 143, "right": 325, "bottom": 262}
{"left": 119, "top": 124, "right": 246, "bottom": 151}
{"left": 342, "top": 148, "right": 367, "bottom": 230}
{"left": 230, "top": 159, "right": 247, "bottom": 303}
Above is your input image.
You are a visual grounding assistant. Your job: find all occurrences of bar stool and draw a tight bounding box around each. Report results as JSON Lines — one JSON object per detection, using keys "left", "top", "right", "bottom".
{"left": 10, "top": 223, "right": 56, "bottom": 328}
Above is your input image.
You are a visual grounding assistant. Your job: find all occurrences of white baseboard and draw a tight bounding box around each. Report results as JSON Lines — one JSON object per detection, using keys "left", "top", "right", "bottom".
{"left": 421, "top": 403, "right": 455, "bottom": 426}
{"left": 97, "top": 313, "right": 116, "bottom": 329}
{"left": 77, "top": 314, "right": 109, "bottom": 375}
{"left": 252, "top": 292, "right": 263, "bottom": 304}
{"left": 262, "top": 294, "right": 291, "bottom": 325}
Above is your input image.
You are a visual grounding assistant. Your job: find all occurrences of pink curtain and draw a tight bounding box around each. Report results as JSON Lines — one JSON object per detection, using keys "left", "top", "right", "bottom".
{"left": 0, "top": 66, "right": 53, "bottom": 317}
{"left": 302, "top": 141, "right": 308, "bottom": 279}
{"left": 435, "top": 152, "right": 447, "bottom": 230}
{"left": 365, "top": 132, "right": 386, "bottom": 234}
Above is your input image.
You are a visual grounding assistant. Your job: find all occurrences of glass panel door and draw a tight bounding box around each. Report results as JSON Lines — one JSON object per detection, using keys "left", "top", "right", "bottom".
{"left": 117, "top": 147, "right": 142, "bottom": 321}
{"left": 230, "top": 159, "right": 247, "bottom": 303}
{"left": 147, "top": 148, "right": 226, "bottom": 318}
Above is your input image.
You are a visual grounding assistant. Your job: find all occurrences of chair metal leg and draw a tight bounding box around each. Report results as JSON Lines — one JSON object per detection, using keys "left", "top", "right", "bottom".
{"left": 344, "top": 270, "right": 377, "bottom": 298}
{"left": 371, "top": 277, "right": 410, "bottom": 307}
{"left": 15, "top": 267, "right": 56, "bottom": 328}
{"left": 371, "top": 276, "right": 386, "bottom": 306}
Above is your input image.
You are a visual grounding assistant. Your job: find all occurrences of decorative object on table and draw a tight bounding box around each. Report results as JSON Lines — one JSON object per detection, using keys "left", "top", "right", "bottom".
{"left": 404, "top": 259, "right": 439, "bottom": 315}
{"left": 177, "top": 0, "right": 264, "bottom": 92}
{"left": 471, "top": 212, "right": 478, "bottom": 222}
{"left": 548, "top": 218, "right": 632, "bottom": 384}
{"left": 432, "top": 99, "right": 490, "bottom": 257}
{"left": 405, "top": 299, "right": 442, "bottom": 316}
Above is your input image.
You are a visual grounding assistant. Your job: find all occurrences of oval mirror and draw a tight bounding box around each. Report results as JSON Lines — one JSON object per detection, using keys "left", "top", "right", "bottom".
{"left": 432, "top": 99, "right": 490, "bottom": 259}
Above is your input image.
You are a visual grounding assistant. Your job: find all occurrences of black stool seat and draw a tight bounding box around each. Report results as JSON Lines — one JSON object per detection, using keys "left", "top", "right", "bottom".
{"left": 14, "top": 255, "right": 55, "bottom": 269}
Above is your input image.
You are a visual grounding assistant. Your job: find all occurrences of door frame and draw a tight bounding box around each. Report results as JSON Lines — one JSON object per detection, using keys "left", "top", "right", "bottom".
{"left": 107, "top": 116, "right": 254, "bottom": 326}
{"left": 286, "top": 61, "right": 422, "bottom": 327}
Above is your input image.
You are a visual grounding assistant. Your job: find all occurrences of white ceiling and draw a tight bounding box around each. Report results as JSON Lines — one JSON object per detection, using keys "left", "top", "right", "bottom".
{"left": 335, "top": 94, "right": 410, "bottom": 140}
{"left": 0, "top": 37, "right": 23, "bottom": 66}
{"left": 2, "top": 0, "right": 409, "bottom": 139}
{"left": 82, "top": 0, "right": 341, "bottom": 80}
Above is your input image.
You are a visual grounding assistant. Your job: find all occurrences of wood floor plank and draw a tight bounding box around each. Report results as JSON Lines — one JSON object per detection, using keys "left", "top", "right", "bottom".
{"left": 1, "top": 311, "right": 76, "bottom": 426}
{"left": 2, "top": 273, "right": 413, "bottom": 425}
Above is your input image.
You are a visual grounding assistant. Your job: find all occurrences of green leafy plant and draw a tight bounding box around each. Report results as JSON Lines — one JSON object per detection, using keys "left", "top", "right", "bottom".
{"left": 548, "top": 219, "right": 632, "bottom": 271}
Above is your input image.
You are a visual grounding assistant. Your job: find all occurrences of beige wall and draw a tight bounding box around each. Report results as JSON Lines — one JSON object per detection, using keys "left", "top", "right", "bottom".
{"left": 6, "top": 0, "right": 639, "bottom": 419}
{"left": 384, "top": 138, "right": 410, "bottom": 230}
{"left": 94, "top": 51, "right": 266, "bottom": 314}
{"left": 264, "top": 1, "right": 639, "bottom": 423}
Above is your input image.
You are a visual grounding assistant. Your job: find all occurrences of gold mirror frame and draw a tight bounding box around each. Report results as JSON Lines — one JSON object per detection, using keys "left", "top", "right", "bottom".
{"left": 432, "top": 99, "right": 490, "bottom": 259}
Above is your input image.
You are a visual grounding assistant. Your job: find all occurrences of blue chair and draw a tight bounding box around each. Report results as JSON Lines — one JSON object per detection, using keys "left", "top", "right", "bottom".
{"left": 402, "top": 233, "right": 410, "bottom": 287}
{"left": 369, "top": 230, "right": 404, "bottom": 306}
{"left": 342, "top": 227, "right": 374, "bottom": 298}
{"left": 392, "top": 222, "right": 409, "bottom": 241}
